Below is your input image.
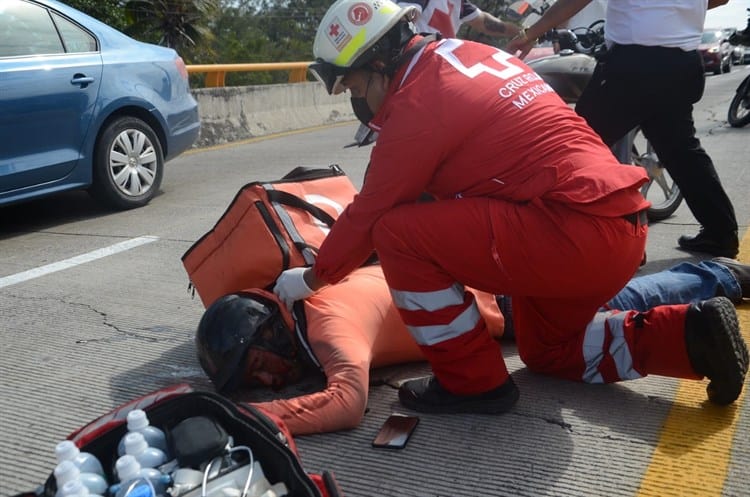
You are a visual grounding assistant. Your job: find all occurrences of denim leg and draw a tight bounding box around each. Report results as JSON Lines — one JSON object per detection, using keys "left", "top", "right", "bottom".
{"left": 605, "top": 261, "right": 741, "bottom": 311}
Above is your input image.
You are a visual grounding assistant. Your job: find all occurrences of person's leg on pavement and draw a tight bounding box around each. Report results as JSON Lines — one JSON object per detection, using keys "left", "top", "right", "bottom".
{"left": 605, "top": 259, "right": 745, "bottom": 310}
{"left": 371, "top": 197, "right": 645, "bottom": 413}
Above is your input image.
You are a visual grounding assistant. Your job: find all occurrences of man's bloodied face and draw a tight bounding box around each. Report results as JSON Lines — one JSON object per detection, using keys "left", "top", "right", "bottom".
{"left": 242, "top": 347, "right": 302, "bottom": 390}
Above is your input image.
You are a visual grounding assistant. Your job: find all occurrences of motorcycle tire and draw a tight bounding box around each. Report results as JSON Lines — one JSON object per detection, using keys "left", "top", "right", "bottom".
{"left": 727, "top": 86, "right": 750, "bottom": 128}
{"left": 628, "top": 127, "right": 683, "bottom": 222}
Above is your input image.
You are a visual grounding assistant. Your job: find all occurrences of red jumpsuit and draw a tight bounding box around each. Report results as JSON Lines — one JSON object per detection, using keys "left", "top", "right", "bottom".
{"left": 313, "top": 37, "right": 701, "bottom": 395}
{"left": 252, "top": 266, "right": 505, "bottom": 435}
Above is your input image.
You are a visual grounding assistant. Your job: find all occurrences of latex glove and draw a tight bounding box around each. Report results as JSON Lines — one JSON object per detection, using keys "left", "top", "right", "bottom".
{"left": 273, "top": 267, "right": 314, "bottom": 309}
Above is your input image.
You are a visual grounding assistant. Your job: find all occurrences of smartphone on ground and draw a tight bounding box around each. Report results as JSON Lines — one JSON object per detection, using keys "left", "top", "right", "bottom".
{"left": 371, "top": 414, "right": 420, "bottom": 449}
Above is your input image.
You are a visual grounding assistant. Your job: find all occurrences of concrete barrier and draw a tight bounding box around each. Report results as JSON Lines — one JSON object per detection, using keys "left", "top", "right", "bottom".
{"left": 191, "top": 82, "right": 356, "bottom": 148}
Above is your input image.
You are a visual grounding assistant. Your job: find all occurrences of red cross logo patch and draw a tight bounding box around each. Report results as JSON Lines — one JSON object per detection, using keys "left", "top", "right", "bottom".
{"left": 326, "top": 16, "right": 352, "bottom": 51}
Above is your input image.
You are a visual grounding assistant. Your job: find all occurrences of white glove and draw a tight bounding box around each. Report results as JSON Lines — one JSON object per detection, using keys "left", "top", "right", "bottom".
{"left": 273, "top": 267, "right": 314, "bottom": 309}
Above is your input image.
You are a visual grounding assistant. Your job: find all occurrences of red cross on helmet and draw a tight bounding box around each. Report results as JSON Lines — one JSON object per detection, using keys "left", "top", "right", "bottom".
{"left": 309, "top": 0, "right": 418, "bottom": 94}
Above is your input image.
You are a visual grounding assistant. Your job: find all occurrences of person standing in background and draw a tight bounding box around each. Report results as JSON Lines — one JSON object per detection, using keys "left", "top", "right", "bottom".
{"left": 507, "top": 0, "right": 740, "bottom": 259}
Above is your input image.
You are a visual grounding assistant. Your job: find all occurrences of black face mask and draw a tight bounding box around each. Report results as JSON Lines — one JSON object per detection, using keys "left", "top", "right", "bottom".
{"left": 351, "top": 97, "right": 375, "bottom": 127}
{"left": 350, "top": 71, "right": 376, "bottom": 127}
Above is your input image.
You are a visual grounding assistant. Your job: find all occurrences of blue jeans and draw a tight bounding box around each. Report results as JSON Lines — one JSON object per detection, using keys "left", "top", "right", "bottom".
{"left": 605, "top": 260, "right": 741, "bottom": 311}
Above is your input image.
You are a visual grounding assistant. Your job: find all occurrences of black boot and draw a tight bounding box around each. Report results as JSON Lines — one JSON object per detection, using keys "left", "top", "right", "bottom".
{"left": 678, "top": 230, "right": 739, "bottom": 258}
{"left": 712, "top": 257, "right": 750, "bottom": 299}
{"left": 398, "top": 375, "right": 519, "bottom": 414}
{"left": 684, "top": 297, "right": 748, "bottom": 405}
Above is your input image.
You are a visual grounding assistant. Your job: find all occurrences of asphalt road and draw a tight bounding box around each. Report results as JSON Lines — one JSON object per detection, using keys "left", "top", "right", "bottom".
{"left": 1, "top": 65, "right": 749, "bottom": 497}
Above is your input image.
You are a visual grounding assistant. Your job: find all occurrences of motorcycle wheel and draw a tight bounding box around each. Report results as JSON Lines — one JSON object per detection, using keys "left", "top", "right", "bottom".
{"left": 727, "top": 86, "right": 750, "bottom": 128}
{"left": 629, "top": 127, "right": 683, "bottom": 222}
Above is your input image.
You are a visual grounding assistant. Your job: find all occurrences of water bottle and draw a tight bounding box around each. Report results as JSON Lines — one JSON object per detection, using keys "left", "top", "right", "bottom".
{"left": 110, "top": 455, "right": 170, "bottom": 497}
{"left": 116, "top": 410, "right": 169, "bottom": 457}
{"left": 113, "top": 477, "right": 156, "bottom": 497}
{"left": 55, "top": 440, "right": 105, "bottom": 477}
{"left": 54, "top": 461, "right": 108, "bottom": 497}
{"left": 58, "top": 479, "right": 104, "bottom": 497}
{"left": 122, "top": 432, "right": 167, "bottom": 469}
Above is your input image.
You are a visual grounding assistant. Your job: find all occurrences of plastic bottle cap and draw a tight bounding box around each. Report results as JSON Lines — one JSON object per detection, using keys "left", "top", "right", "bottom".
{"left": 126, "top": 410, "right": 149, "bottom": 432}
{"left": 60, "top": 480, "right": 89, "bottom": 497}
{"left": 55, "top": 441, "right": 81, "bottom": 462}
{"left": 54, "top": 460, "right": 81, "bottom": 485}
{"left": 115, "top": 455, "right": 142, "bottom": 482}
{"left": 123, "top": 432, "right": 148, "bottom": 455}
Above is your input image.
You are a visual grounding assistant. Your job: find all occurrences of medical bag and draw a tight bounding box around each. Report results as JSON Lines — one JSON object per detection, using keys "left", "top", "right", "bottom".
{"left": 181, "top": 165, "right": 358, "bottom": 308}
{"left": 12, "top": 384, "right": 342, "bottom": 497}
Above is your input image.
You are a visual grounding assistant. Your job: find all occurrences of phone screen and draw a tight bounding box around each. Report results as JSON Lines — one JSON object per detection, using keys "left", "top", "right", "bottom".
{"left": 372, "top": 414, "right": 420, "bottom": 449}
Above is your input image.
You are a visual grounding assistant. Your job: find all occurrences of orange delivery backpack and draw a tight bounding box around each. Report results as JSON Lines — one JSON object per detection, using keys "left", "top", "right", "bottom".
{"left": 181, "top": 165, "right": 360, "bottom": 309}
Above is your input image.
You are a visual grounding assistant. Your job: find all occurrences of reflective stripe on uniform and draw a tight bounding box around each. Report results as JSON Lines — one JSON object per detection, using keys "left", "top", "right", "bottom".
{"left": 582, "top": 310, "right": 642, "bottom": 383}
{"left": 406, "top": 303, "right": 482, "bottom": 346}
{"left": 390, "top": 282, "right": 464, "bottom": 311}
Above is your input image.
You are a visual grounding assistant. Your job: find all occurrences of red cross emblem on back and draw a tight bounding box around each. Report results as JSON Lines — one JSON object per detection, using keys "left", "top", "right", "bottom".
{"left": 330, "top": 23, "right": 340, "bottom": 37}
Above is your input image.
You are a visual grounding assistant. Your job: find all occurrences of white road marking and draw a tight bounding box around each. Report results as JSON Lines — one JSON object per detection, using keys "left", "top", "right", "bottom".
{"left": 0, "top": 236, "right": 159, "bottom": 289}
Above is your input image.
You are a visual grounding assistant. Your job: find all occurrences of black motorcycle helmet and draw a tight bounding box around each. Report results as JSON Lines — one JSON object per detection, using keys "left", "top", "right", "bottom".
{"left": 195, "top": 291, "right": 298, "bottom": 393}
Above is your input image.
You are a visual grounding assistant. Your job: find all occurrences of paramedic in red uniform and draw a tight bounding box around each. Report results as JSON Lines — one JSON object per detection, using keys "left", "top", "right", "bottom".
{"left": 272, "top": 0, "right": 748, "bottom": 412}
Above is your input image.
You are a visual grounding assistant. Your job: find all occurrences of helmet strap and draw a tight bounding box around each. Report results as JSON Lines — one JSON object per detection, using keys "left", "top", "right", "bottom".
{"left": 383, "top": 32, "right": 440, "bottom": 77}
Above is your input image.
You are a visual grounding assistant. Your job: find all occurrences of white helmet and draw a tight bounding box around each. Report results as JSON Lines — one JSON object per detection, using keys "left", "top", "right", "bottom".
{"left": 310, "top": 0, "right": 418, "bottom": 94}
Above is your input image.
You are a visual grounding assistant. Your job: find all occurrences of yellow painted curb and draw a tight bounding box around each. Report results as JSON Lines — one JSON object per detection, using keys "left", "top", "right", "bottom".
{"left": 637, "top": 232, "right": 749, "bottom": 496}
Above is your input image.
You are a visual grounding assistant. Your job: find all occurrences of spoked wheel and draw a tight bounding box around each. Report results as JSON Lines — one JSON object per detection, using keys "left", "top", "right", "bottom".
{"left": 727, "top": 83, "right": 750, "bottom": 128}
{"left": 629, "top": 127, "right": 683, "bottom": 222}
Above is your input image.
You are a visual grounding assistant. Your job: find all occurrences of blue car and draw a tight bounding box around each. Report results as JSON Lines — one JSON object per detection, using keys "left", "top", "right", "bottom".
{"left": 0, "top": 0, "right": 201, "bottom": 210}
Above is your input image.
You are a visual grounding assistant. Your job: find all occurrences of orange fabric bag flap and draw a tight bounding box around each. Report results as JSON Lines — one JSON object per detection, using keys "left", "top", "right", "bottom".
{"left": 182, "top": 165, "right": 357, "bottom": 307}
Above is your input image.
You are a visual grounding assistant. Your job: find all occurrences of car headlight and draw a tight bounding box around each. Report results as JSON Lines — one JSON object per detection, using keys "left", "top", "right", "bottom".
{"left": 708, "top": 47, "right": 720, "bottom": 53}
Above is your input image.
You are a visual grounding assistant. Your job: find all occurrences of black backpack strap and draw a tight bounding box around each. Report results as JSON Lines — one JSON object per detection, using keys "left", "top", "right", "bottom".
{"left": 281, "top": 164, "right": 344, "bottom": 181}
{"left": 265, "top": 190, "right": 337, "bottom": 227}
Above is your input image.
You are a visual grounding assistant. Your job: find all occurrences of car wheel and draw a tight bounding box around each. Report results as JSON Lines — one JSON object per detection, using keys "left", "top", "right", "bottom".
{"left": 725, "top": 57, "right": 732, "bottom": 72}
{"left": 90, "top": 116, "right": 164, "bottom": 210}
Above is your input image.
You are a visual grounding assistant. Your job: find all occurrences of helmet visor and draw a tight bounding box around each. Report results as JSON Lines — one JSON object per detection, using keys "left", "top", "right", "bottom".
{"left": 309, "top": 60, "right": 349, "bottom": 95}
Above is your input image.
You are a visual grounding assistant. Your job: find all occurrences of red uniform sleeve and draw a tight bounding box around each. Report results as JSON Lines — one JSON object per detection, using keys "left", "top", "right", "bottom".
{"left": 313, "top": 72, "right": 455, "bottom": 284}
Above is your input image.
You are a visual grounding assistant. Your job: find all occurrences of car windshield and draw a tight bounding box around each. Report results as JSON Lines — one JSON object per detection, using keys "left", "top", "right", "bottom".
{"left": 701, "top": 31, "right": 722, "bottom": 43}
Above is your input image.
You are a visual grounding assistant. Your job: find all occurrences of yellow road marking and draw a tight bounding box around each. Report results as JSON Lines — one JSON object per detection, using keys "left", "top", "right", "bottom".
{"left": 637, "top": 232, "right": 749, "bottom": 497}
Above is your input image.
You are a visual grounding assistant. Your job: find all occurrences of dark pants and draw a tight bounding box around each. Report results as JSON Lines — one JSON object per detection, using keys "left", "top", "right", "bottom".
{"left": 576, "top": 43, "right": 737, "bottom": 238}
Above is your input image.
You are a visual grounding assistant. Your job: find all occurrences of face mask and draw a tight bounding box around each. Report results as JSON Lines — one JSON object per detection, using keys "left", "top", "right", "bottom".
{"left": 350, "top": 71, "right": 376, "bottom": 127}
{"left": 351, "top": 97, "right": 375, "bottom": 127}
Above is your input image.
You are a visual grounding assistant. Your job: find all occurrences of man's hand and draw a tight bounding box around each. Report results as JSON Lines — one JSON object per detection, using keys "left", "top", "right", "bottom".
{"left": 273, "top": 267, "right": 315, "bottom": 309}
{"left": 506, "top": 30, "right": 536, "bottom": 59}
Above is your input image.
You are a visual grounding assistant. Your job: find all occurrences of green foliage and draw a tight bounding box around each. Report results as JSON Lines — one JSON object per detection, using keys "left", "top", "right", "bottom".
{"left": 123, "top": 0, "right": 219, "bottom": 58}
{"left": 62, "top": 0, "right": 128, "bottom": 31}
{"left": 193, "top": 0, "right": 331, "bottom": 85}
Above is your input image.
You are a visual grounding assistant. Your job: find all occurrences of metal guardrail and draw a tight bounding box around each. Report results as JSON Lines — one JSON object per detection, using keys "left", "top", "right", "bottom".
{"left": 186, "top": 61, "right": 312, "bottom": 87}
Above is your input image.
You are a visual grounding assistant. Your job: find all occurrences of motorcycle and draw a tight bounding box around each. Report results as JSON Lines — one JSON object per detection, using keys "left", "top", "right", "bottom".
{"left": 526, "top": 22, "right": 683, "bottom": 221}
{"left": 728, "top": 10, "right": 750, "bottom": 128}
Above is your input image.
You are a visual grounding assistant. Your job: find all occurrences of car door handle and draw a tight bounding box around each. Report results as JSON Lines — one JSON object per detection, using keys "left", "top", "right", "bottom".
{"left": 71, "top": 74, "right": 95, "bottom": 88}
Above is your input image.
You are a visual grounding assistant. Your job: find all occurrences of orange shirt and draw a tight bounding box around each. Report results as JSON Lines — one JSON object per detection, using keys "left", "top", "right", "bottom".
{"left": 252, "top": 265, "right": 504, "bottom": 434}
